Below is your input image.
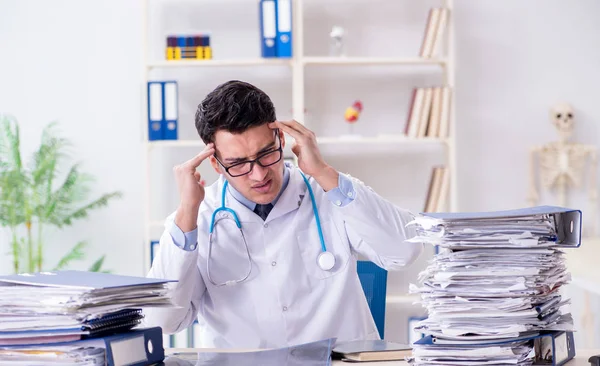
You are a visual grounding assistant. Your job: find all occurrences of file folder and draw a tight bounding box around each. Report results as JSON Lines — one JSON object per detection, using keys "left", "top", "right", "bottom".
{"left": 150, "top": 240, "right": 160, "bottom": 265}
{"left": 415, "top": 331, "right": 576, "bottom": 366}
{"left": 259, "top": 0, "right": 277, "bottom": 57}
{"left": 147, "top": 81, "right": 178, "bottom": 141}
{"left": 191, "top": 320, "right": 202, "bottom": 347}
{"left": 275, "top": 0, "right": 292, "bottom": 58}
{"left": 163, "top": 81, "right": 178, "bottom": 140}
{"left": 147, "top": 81, "right": 163, "bottom": 141}
{"left": 1, "top": 309, "right": 145, "bottom": 345}
{"left": 421, "top": 205, "right": 582, "bottom": 248}
{"left": 1, "top": 327, "right": 165, "bottom": 366}
{"left": 0, "top": 269, "right": 176, "bottom": 289}
{"left": 173, "top": 328, "right": 189, "bottom": 348}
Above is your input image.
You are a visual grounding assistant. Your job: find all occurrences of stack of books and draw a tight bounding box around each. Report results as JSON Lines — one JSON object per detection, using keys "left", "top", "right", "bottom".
{"left": 408, "top": 206, "right": 580, "bottom": 366}
{"left": 0, "top": 270, "right": 175, "bottom": 365}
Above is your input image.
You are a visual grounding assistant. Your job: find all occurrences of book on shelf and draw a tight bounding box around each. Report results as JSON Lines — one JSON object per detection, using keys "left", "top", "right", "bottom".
{"left": 404, "top": 86, "right": 451, "bottom": 139}
{"left": 419, "top": 7, "right": 449, "bottom": 59}
{"left": 423, "top": 165, "right": 449, "bottom": 213}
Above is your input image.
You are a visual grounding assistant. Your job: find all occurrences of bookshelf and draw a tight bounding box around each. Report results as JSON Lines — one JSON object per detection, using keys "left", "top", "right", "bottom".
{"left": 141, "top": 0, "right": 457, "bottom": 346}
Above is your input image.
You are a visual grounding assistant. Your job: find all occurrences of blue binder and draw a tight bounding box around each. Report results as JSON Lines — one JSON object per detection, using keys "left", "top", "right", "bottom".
{"left": 259, "top": 0, "right": 277, "bottom": 57}
{"left": 415, "top": 331, "right": 576, "bottom": 366}
{"left": 3, "top": 327, "right": 165, "bottom": 366}
{"left": 275, "top": 0, "right": 292, "bottom": 57}
{"left": 162, "top": 80, "right": 178, "bottom": 140}
{"left": 421, "top": 205, "right": 582, "bottom": 248}
{"left": 147, "top": 81, "right": 163, "bottom": 140}
{"left": 147, "top": 81, "right": 178, "bottom": 140}
{"left": 150, "top": 240, "right": 160, "bottom": 265}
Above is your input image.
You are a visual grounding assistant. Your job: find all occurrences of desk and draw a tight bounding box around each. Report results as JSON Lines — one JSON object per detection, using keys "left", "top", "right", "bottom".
{"left": 166, "top": 348, "right": 600, "bottom": 365}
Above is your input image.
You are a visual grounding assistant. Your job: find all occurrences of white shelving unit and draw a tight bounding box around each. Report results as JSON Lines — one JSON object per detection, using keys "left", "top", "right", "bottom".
{"left": 141, "top": 0, "right": 456, "bottom": 343}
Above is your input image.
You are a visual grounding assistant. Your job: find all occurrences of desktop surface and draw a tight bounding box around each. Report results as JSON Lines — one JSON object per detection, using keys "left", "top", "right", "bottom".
{"left": 162, "top": 348, "right": 600, "bottom": 366}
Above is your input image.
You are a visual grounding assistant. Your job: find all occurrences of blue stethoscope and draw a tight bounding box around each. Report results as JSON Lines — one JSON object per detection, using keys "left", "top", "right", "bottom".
{"left": 207, "top": 171, "right": 335, "bottom": 287}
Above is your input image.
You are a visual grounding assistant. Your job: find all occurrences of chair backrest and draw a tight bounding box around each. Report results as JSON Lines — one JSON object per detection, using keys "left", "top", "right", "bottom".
{"left": 356, "top": 260, "right": 388, "bottom": 339}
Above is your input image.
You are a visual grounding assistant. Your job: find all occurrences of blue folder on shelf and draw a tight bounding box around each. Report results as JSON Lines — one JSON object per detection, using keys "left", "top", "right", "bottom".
{"left": 147, "top": 81, "right": 178, "bottom": 141}
{"left": 150, "top": 240, "right": 160, "bottom": 265}
{"left": 259, "top": 0, "right": 277, "bottom": 57}
{"left": 275, "top": 0, "right": 292, "bottom": 57}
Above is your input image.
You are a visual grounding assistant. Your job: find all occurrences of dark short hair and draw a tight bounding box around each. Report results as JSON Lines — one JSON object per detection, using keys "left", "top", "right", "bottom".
{"left": 195, "top": 80, "right": 276, "bottom": 143}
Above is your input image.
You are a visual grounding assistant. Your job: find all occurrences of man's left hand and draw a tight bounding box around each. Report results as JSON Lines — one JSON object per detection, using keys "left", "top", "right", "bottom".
{"left": 269, "top": 120, "right": 339, "bottom": 191}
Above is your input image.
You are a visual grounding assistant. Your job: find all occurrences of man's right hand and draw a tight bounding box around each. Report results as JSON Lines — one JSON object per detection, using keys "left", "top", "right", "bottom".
{"left": 173, "top": 143, "right": 215, "bottom": 232}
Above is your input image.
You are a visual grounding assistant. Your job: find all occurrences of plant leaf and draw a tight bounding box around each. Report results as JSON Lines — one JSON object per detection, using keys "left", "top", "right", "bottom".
{"left": 88, "top": 255, "right": 106, "bottom": 272}
{"left": 0, "top": 115, "right": 28, "bottom": 228}
{"left": 53, "top": 241, "right": 87, "bottom": 270}
{"left": 52, "top": 191, "right": 122, "bottom": 228}
{"left": 30, "top": 121, "right": 72, "bottom": 222}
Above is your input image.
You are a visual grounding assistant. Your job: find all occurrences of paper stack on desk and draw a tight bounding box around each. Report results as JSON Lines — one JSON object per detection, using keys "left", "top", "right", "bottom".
{"left": 0, "top": 270, "right": 175, "bottom": 365}
{"left": 408, "top": 206, "right": 581, "bottom": 366}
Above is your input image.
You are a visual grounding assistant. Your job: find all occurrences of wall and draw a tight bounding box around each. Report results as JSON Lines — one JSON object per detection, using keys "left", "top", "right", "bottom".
{"left": 454, "top": 1, "right": 600, "bottom": 227}
{"left": 1, "top": 0, "right": 599, "bottom": 346}
{"left": 0, "top": 0, "right": 145, "bottom": 275}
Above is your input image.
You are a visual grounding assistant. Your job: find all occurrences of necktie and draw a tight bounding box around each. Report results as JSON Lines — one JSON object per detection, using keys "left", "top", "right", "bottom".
{"left": 253, "top": 203, "right": 273, "bottom": 221}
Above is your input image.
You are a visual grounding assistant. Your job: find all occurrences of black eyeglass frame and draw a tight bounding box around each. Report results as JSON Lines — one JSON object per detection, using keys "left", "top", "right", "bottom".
{"left": 213, "top": 129, "right": 283, "bottom": 177}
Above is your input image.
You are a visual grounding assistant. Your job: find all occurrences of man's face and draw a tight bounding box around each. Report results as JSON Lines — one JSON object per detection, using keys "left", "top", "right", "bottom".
{"left": 210, "top": 124, "right": 286, "bottom": 205}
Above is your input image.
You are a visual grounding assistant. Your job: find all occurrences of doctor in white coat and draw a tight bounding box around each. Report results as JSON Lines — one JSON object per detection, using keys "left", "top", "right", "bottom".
{"left": 145, "top": 80, "right": 423, "bottom": 349}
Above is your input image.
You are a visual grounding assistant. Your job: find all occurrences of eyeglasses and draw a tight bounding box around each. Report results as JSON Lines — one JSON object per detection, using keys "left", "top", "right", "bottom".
{"left": 214, "top": 130, "right": 283, "bottom": 177}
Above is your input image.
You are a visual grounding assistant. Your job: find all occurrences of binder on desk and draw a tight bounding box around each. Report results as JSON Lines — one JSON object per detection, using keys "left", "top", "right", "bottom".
{"left": 147, "top": 81, "right": 178, "bottom": 141}
{"left": 259, "top": 0, "right": 277, "bottom": 57}
{"left": 1, "top": 327, "right": 165, "bottom": 366}
{"left": 420, "top": 205, "right": 582, "bottom": 248}
{"left": 0, "top": 269, "right": 176, "bottom": 289}
{"left": 275, "top": 0, "right": 292, "bottom": 58}
{"left": 415, "top": 331, "right": 576, "bottom": 366}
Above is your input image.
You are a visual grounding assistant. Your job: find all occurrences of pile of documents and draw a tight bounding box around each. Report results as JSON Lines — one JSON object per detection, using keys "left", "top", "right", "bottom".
{"left": 0, "top": 270, "right": 175, "bottom": 365}
{"left": 408, "top": 206, "right": 580, "bottom": 366}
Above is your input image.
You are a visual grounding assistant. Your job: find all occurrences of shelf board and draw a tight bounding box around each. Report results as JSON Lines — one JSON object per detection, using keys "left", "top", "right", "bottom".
{"left": 302, "top": 57, "right": 446, "bottom": 66}
{"left": 148, "top": 136, "right": 446, "bottom": 148}
{"left": 148, "top": 140, "right": 205, "bottom": 148}
{"left": 149, "top": 221, "right": 165, "bottom": 228}
{"left": 146, "top": 57, "right": 445, "bottom": 68}
{"left": 565, "top": 236, "right": 600, "bottom": 294}
{"left": 317, "top": 135, "right": 447, "bottom": 145}
{"left": 147, "top": 58, "right": 292, "bottom": 68}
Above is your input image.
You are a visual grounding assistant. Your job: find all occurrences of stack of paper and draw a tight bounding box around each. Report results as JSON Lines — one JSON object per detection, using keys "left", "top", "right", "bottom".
{"left": 0, "top": 346, "right": 105, "bottom": 366}
{"left": 0, "top": 270, "right": 175, "bottom": 346}
{"left": 408, "top": 206, "right": 581, "bottom": 366}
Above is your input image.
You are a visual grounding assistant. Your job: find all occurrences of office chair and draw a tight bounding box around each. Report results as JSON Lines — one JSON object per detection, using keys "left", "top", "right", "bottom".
{"left": 356, "top": 260, "right": 388, "bottom": 339}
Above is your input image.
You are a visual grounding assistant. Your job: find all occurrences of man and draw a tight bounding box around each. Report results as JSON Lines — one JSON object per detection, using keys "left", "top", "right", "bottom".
{"left": 145, "top": 80, "right": 423, "bottom": 349}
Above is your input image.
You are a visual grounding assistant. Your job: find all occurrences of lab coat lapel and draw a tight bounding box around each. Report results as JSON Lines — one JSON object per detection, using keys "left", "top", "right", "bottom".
{"left": 266, "top": 166, "right": 306, "bottom": 223}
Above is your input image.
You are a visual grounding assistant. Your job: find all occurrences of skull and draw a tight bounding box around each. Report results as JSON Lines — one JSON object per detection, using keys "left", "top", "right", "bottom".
{"left": 550, "top": 102, "right": 574, "bottom": 141}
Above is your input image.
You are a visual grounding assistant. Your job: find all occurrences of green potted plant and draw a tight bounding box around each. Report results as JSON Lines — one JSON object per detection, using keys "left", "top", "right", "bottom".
{"left": 0, "top": 114, "right": 122, "bottom": 274}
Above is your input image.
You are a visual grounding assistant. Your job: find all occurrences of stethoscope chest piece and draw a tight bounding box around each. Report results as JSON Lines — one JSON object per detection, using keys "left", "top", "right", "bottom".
{"left": 317, "top": 251, "right": 336, "bottom": 271}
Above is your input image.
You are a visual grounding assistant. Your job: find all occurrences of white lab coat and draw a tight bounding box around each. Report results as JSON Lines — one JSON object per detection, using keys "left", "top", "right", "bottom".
{"left": 144, "top": 164, "right": 423, "bottom": 349}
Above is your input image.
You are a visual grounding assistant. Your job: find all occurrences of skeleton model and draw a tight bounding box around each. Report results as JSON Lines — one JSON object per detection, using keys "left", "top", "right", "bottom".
{"left": 528, "top": 102, "right": 598, "bottom": 236}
